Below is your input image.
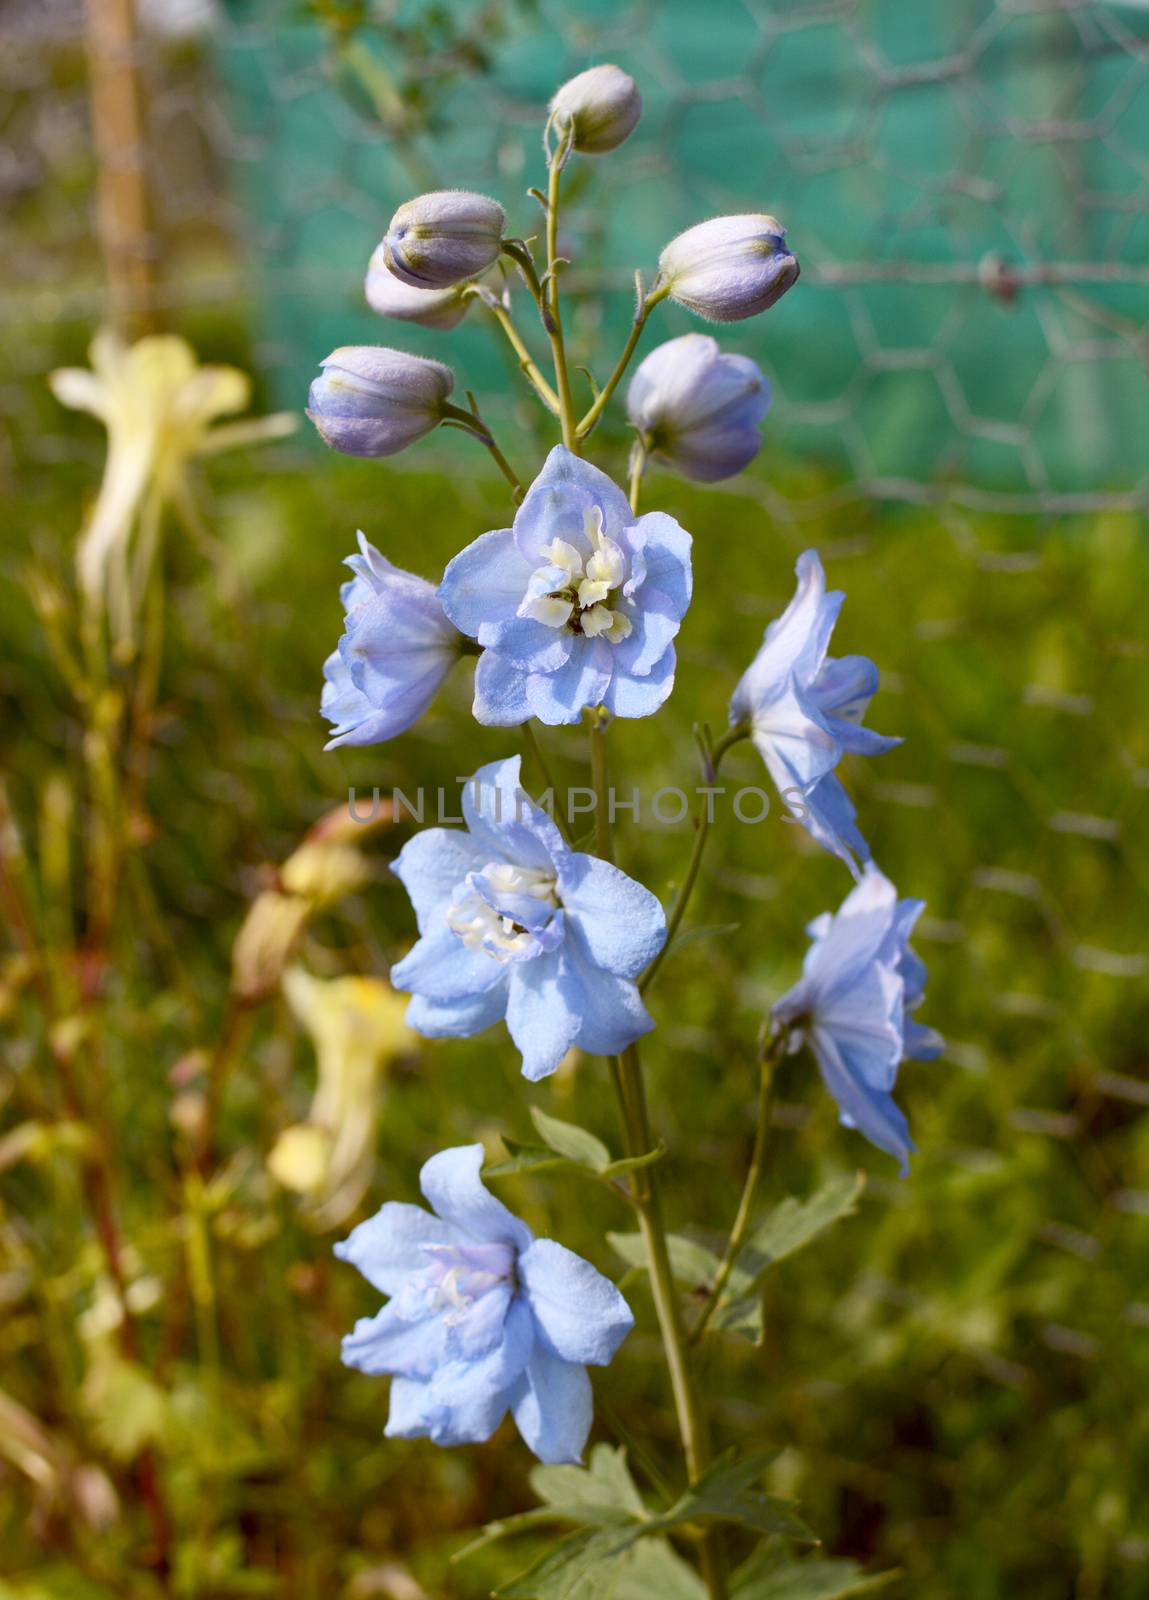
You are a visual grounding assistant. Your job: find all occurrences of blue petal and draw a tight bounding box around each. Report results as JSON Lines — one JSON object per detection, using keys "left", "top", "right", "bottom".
{"left": 513, "top": 446, "right": 633, "bottom": 562}
{"left": 438, "top": 528, "right": 532, "bottom": 644}
{"left": 730, "top": 551, "right": 842, "bottom": 725}
{"left": 609, "top": 587, "right": 681, "bottom": 678}
{"left": 423, "top": 1294, "right": 535, "bottom": 1446}
{"left": 462, "top": 756, "right": 568, "bottom": 874}
{"left": 748, "top": 676, "right": 842, "bottom": 793}
{"left": 505, "top": 950, "right": 583, "bottom": 1081}
{"left": 626, "top": 511, "right": 693, "bottom": 620}
{"left": 419, "top": 1144, "right": 534, "bottom": 1251}
{"left": 558, "top": 854, "right": 666, "bottom": 978}
{"left": 390, "top": 923, "right": 506, "bottom": 1003}
{"left": 601, "top": 645, "right": 676, "bottom": 719}
{"left": 472, "top": 650, "right": 532, "bottom": 726}
{"left": 334, "top": 1200, "right": 459, "bottom": 1295}
{"left": 384, "top": 1375, "right": 439, "bottom": 1440}
{"left": 524, "top": 638, "right": 613, "bottom": 726}
{"left": 520, "top": 1238, "right": 634, "bottom": 1366}
{"left": 511, "top": 1345, "right": 593, "bottom": 1465}
{"left": 810, "top": 1026, "right": 915, "bottom": 1175}
{"left": 799, "top": 772, "right": 871, "bottom": 876}
{"left": 390, "top": 828, "right": 486, "bottom": 934}
{"left": 341, "top": 1303, "right": 446, "bottom": 1380}
{"left": 405, "top": 985, "right": 508, "bottom": 1039}
{"left": 565, "top": 931, "right": 656, "bottom": 1056}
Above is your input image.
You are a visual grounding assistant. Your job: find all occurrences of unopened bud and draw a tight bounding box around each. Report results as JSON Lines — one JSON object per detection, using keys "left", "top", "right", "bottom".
{"left": 549, "top": 64, "right": 642, "bottom": 154}
{"left": 307, "top": 346, "right": 454, "bottom": 458}
{"left": 627, "top": 333, "right": 770, "bottom": 482}
{"left": 382, "top": 190, "right": 505, "bottom": 290}
{"left": 658, "top": 214, "right": 799, "bottom": 323}
{"left": 366, "top": 249, "right": 472, "bottom": 329}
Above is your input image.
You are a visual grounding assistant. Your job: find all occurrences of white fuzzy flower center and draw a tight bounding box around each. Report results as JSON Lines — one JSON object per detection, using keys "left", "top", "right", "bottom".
{"left": 520, "top": 506, "right": 633, "bottom": 643}
{"left": 421, "top": 1243, "right": 515, "bottom": 1324}
{"left": 446, "top": 863, "right": 558, "bottom": 961}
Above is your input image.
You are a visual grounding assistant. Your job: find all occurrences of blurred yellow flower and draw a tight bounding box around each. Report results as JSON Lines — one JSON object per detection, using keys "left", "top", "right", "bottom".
{"left": 49, "top": 329, "right": 296, "bottom": 651}
{"left": 269, "top": 968, "right": 416, "bottom": 1229}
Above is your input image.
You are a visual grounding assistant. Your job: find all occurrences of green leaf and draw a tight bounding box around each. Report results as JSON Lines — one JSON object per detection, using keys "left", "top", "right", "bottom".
{"left": 713, "top": 1174, "right": 866, "bottom": 1341}
{"left": 664, "top": 921, "right": 741, "bottom": 960}
{"left": 608, "top": 1231, "right": 722, "bottom": 1290}
{"left": 497, "top": 1524, "right": 640, "bottom": 1598}
{"left": 612, "top": 1539, "right": 709, "bottom": 1599}
{"left": 656, "top": 1451, "right": 815, "bottom": 1543}
{"left": 530, "top": 1107, "right": 612, "bottom": 1173}
{"left": 733, "top": 1555, "right": 899, "bottom": 1599}
{"left": 484, "top": 1138, "right": 577, "bottom": 1178}
{"left": 531, "top": 1443, "right": 646, "bottom": 1518}
{"left": 603, "top": 1142, "right": 667, "bottom": 1178}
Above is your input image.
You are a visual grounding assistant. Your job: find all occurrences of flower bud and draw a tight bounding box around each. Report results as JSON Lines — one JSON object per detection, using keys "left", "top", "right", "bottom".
{"left": 658, "top": 214, "right": 799, "bottom": 323}
{"left": 365, "top": 246, "right": 471, "bottom": 329}
{"left": 549, "top": 64, "right": 642, "bottom": 154}
{"left": 627, "top": 333, "right": 770, "bottom": 483}
{"left": 307, "top": 346, "right": 454, "bottom": 458}
{"left": 382, "top": 190, "right": 505, "bottom": 289}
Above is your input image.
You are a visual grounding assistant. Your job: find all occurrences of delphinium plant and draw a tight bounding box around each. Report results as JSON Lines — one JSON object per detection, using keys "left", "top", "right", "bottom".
{"left": 307, "top": 63, "right": 940, "bottom": 1598}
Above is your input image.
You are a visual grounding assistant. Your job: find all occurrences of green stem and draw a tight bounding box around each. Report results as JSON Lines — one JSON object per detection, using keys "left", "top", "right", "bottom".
{"left": 577, "top": 281, "right": 670, "bottom": 439}
{"left": 522, "top": 721, "right": 571, "bottom": 844}
{"left": 690, "top": 1031, "right": 782, "bottom": 1346}
{"left": 442, "top": 401, "right": 524, "bottom": 503}
{"left": 544, "top": 142, "right": 580, "bottom": 452}
{"left": 639, "top": 724, "right": 750, "bottom": 995}
{"left": 587, "top": 711, "right": 613, "bottom": 863}
{"left": 628, "top": 438, "right": 646, "bottom": 514}
{"left": 591, "top": 716, "right": 725, "bottom": 1597}
{"left": 612, "top": 1044, "right": 725, "bottom": 1598}
{"left": 475, "top": 291, "right": 561, "bottom": 415}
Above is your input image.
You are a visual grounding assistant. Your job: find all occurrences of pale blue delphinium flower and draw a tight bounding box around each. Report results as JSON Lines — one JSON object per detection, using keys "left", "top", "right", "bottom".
{"left": 438, "top": 447, "right": 692, "bottom": 725}
{"left": 771, "top": 864, "right": 943, "bottom": 1174}
{"left": 658, "top": 214, "right": 799, "bottom": 323}
{"left": 323, "top": 534, "right": 463, "bottom": 749}
{"left": 336, "top": 1143, "right": 634, "bottom": 1462}
{"left": 730, "top": 549, "right": 899, "bottom": 874}
{"left": 308, "top": 346, "right": 454, "bottom": 458}
{"left": 627, "top": 332, "right": 771, "bottom": 482}
{"left": 389, "top": 756, "right": 665, "bottom": 1079}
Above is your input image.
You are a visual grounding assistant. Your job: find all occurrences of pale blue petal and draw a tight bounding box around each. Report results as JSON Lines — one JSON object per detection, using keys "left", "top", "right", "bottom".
{"left": 461, "top": 756, "right": 567, "bottom": 873}
{"left": 390, "top": 923, "right": 506, "bottom": 1002}
{"left": 602, "top": 645, "right": 676, "bottom": 719}
{"left": 405, "top": 984, "right": 508, "bottom": 1039}
{"left": 608, "top": 588, "right": 681, "bottom": 678}
{"left": 558, "top": 854, "right": 666, "bottom": 978}
{"left": 505, "top": 950, "right": 583, "bottom": 1081}
{"left": 800, "top": 772, "right": 871, "bottom": 875}
{"left": 472, "top": 650, "right": 532, "bottom": 726}
{"left": 419, "top": 1144, "right": 534, "bottom": 1251}
{"left": 563, "top": 924, "right": 656, "bottom": 1055}
{"left": 340, "top": 1302, "right": 447, "bottom": 1379}
{"left": 525, "top": 639, "right": 613, "bottom": 726}
{"left": 520, "top": 1239, "right": 634, "bottom": 1366}
{"left": 801, "top": 864, "right": 897, "bottom": 986}
{"left": 423, "top": 1295, "right": 535, "bottom": 1446}
{"left": 514, "top": 446, "right": 633, "bottom": 561}
{"left": 511, "top": 1345, "right": 593, "bottom": 1465}
{"left": 438, "top": 528, "right": 532, "bottom": 644}
{"left": 334, "top": 1200, "right": 459, "bottom": 1296}
{"left": 625, "top": 511, "right": 693, "bottom": 619}
{"left": 384, "top": 1376, "right": 439, "bottom": 1440}
{"left": 444, "top": 1281, "right": 513, "bottom": 1364}
{"left": 486, "top": 616, "right": 573, "bottom": 671}
{"left": 810, "top": 1027, "right": 915, "bottom": 1175}
{"left": 390, "top": 829, "right": 487, "bottom": 933}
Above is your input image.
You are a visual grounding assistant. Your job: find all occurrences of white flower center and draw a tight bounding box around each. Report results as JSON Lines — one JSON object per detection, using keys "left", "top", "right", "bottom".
{"left": 445, "top": 862, "right": 558, "bottom": 961}
{"left": 520, "top": 506, "right": 633, "bottom": 644}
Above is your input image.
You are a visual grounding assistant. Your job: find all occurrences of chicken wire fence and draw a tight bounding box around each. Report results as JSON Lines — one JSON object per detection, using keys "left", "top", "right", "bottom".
{"left": 3, "top": 0, "right": 1149, "bottom": 1473}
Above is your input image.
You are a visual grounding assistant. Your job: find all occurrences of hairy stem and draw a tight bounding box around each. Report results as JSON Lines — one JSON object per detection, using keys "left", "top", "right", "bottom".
{"left": 544, "top": 141, "right": 580, "bottom": 452}
{"left": 591, "top": 720, "right": 725, "bottom": 1597}
{"left": 476, "top": 291, "right": 561, "bottom": 415}
{"left": 690, "top": 1030, "right": 783, "bottom": 1345}
{"left": 640, "top": 723, "right": 750, "bottom": 994}
{"left": 577, "top": 281, "right": 670, "bottom": 439}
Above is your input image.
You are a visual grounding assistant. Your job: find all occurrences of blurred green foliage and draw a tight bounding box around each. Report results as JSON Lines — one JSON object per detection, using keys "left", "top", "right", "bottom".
{"left": 3, "top": 340, "right": 1148, "bottom": 1595}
